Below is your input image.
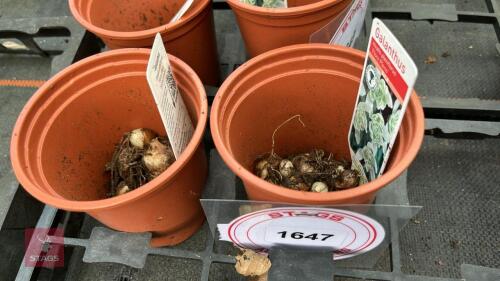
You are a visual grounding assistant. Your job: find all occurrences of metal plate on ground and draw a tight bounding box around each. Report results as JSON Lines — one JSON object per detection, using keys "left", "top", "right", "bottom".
{"left": 83, "top": 227, "right": 151, "bottom": 269}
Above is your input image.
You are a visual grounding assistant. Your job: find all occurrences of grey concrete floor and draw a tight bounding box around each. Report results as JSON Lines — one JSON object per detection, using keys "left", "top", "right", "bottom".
{"left": 0, "top": 1, "right": 71, "bottom": 280}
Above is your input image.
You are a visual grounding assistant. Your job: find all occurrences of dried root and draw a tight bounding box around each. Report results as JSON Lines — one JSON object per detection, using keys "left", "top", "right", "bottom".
{"left": 254, "top": 114, "right": 360, "bottom": 192}
{"left": 106, "top": 128, "right": 175, "bottom": 197}
{"left": 235, "top": 249, "right": 271, "bottom": 281}
{"left": 254, "top": 149, "right": 360, "bottom": 192}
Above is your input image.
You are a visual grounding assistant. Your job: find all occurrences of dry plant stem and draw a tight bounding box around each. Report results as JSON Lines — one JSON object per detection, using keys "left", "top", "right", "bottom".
{"left": 117, "top": 135, "right": 148, "bottom": 188}
{"left": 106, "top": 130, "right": 173, "bottom": 197}
{"left": 270, "top": 114, "right": 305, "bottom": 156}
{"left": 108, "top": 135, "right": 131, "bottom": 195}
{"left": 254, "top": 115, "right": 360, "bottom": 192}
{"left": 254, "top": 149, "right": 359, "bottom": 191}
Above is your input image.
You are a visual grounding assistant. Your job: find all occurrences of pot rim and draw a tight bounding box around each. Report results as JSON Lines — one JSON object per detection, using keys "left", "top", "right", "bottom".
{"left": 68, "top": 0, "right": 210, "bottom": 40}
{"left": 210, "top": 43, "right": 425, "bottom": 203}
{"left": 11, "top": 48, "right": 208, "bottom": 211}
{"left": 226, "top": 0, "right": 348, "bottom": 17}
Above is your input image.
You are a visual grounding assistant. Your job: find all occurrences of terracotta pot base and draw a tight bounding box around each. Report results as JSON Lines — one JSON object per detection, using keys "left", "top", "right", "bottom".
{"left": 151, "top": 214, "right": 205, "bottom": 247}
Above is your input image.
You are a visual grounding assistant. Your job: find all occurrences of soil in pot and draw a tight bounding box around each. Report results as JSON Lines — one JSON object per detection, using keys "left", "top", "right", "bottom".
{"left": 240, "top": 0, "right": 339, "bottom": 8}
{"left": 70, "top": 0, "right": 221, "bottom": 86}
{"left": 252, "top": 115, "right": 360, "bottom": 193}
{"left": 88, "top": 0, "right": 182, "bottom": 32}
{"left": 106, "top": 128, "right": 175, "bottom": 197}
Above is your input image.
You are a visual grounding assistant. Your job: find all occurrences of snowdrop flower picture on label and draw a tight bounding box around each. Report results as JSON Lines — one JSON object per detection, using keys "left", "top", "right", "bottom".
{"left": 351, "top": 158, "right": 368, "bottom": 184}
{"left": 262, "top": 0, "right": 287, "bottom": 7}
{"left": 361, "top": 142, "right": 378, "bottom": 179}
{"left": 365, "top": 64, "right": 381, "bottom": 90}
{"left": 240, "top": 0, "right": 287, "bottom": 8}
{"left": 359, "top": 82, "right": 366, "bottom": 97}
{"left": 387, "top": 100, "right": 402, "bottom": 134}
{"left": 353, "top": 101, "right": 370, "bottom": 144}
{"left": 368, "top": 78, "right": 393, "bottom": 110}
{"left": 369, "top": 112, "right": 388, "bottom": 148}
{"left": 349, "top": 59, "right": 404, "bottom": 182}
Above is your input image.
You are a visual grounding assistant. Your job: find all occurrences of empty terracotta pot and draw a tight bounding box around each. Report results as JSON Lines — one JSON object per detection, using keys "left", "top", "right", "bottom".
{"left": 211, "top": 44, "right": 424, "bottom": 205}
{"left": 227, "top": 0, "right": 351, "bottom": 57}
{"left": 11, "top": 49, "right": 208, "bottom": 247}
{"left": 69, "top": 0, "right": 220, "bottom": 85}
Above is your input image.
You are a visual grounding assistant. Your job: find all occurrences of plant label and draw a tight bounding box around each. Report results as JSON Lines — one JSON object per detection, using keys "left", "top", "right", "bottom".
{"left": 217, "top": 207, "right": 385, "bottom": 259}
{"left": 329, "top": 0, "right": 368, "bottom": 47}
{"left": 348, "top": 18, "right": 418, "bottom": 183}
{"left": 146, "top": 33, "right": 194, "bottom": 159}
{"left": 169, "top": 0, "right": 194, "bottom": 23}
{"left": 239, "top": 0, "right": 288, "bottom": 8}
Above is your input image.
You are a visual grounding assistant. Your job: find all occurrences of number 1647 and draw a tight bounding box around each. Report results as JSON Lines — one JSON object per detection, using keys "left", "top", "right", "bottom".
{"left": 277, "top": 231, "right": 334, "bottom": 241}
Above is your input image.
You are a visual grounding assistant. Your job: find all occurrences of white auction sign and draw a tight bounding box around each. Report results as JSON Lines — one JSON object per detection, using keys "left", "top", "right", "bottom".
{"left": 218, "top": 207, "right": 385, "bottom": 260}
{"left": 330, "top": 0, "right": 368, "bottom": 47}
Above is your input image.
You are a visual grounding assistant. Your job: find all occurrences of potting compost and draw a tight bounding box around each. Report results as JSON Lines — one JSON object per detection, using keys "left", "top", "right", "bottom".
{"left": 106, "top": 128, "right": 175, "bottom": 197}
{"left": 254, "top": 149, "right": 360, "bottom": 192}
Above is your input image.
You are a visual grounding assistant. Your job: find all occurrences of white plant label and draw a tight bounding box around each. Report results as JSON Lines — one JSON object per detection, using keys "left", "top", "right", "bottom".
{"left": 218, "top": 207, "right": 385, "bottom": 260}
{"left": 170, "top": 0, "right": 194, "bottom": 23}
{"left": 146, "top": 33, "right": 194, "bottom": 159}
{"left": 330, "top": 0, "right": 368, "bottom": 47}
{"left": 348, "top": 18, "right": 418, "bottom": 183}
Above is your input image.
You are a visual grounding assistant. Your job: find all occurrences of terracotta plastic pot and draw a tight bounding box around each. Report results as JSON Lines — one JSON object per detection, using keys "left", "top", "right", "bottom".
{"left": 227, "top": 0, "right": 351, "bottom": 58}
{"left": 211, "top": 44, "right": 424, "bottom": 205}
{"left": 11, "top": 49, "right": 208, "bottom": 247}
{"left": 69, "top": 0, "right": 220, "bottom": 85}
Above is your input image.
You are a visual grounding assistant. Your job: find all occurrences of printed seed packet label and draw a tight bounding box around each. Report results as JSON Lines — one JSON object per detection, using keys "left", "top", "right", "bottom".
{"left": 217, "top": 207, "right": 385, "bottom": 259}
{"left": 240, "top": 0, "right": 287, "bottom": 8}
{"left": 146, "top": 33, "right": 194, "bottom": 159}
{"left": 330, "top": 0, "right": 368, "bottom": 47}
{"left": 348, "top": 18, "right": 418, "bottom": 183}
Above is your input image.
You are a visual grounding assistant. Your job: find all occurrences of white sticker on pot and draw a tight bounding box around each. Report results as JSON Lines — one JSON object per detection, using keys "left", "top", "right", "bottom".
{"left": 348, "top": 18, "right": 418, "bottom": 184}
{"left": 146, "top": 33, "right": 194, "bottom": 159}
{"left": 217, "top": 207, "right": 385, "bottom": 260}
{"left": 330, "top": 0, "right": 368, "bottom": 47}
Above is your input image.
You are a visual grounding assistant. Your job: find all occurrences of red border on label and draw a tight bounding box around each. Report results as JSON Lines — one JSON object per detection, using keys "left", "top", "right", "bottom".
{"left": 243, "top": 217, "right": 358, "bottom": 250}
{"left": 226, "top": 208, "right": 381, "bottom": 258}
{"left": 369, "top": 38, "right": 408, "bottom": 100}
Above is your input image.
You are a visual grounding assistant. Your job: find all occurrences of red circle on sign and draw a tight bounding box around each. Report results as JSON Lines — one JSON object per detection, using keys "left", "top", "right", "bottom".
{"left": 226, "top": 207, "right": 384, "bottom": 259}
